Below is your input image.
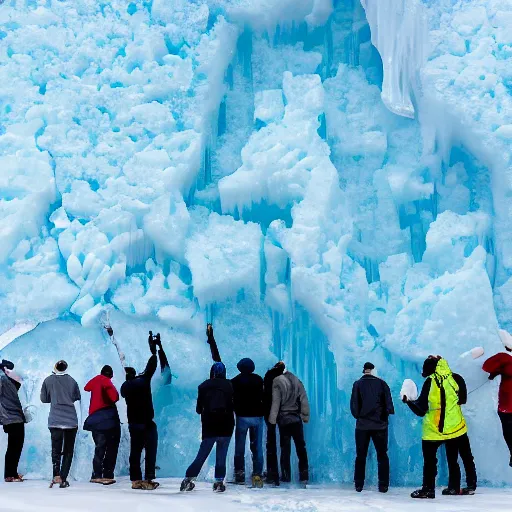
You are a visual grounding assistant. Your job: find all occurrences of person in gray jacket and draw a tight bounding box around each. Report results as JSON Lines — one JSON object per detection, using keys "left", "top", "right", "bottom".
{"left": 268, "top": 364, "right": 310, "bottom": 485}
{"left": 40, "top": 360, "right": 81, "bottom": 488}
{"left": 0, "top": 359, "right": 26, "bottom": 482}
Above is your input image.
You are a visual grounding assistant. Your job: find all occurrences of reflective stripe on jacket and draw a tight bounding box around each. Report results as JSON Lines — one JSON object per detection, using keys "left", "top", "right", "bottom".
{"left": 422, "top": 359, "right": 467, "bottom": 441}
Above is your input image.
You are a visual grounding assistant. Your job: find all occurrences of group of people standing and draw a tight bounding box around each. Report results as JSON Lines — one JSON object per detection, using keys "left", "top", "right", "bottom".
{"left": 0, "top": 324, "right": 512, "bottom": 498}
{"left": 350, "top": 330, "right": 512, "bottom": 499}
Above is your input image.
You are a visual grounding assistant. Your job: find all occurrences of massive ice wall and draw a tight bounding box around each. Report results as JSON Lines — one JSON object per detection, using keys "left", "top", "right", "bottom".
{"left": 0, "top": 0, "right": 511, "bottom": 485}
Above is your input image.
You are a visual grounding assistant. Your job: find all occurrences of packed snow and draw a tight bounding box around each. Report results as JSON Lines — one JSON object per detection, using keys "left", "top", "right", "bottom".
{"left": 0, "top": 0, "right": 512, "bottom": 490}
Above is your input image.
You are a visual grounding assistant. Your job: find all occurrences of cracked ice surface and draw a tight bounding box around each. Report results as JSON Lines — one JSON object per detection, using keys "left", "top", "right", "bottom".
{"left": 0, "top": 0, "right": 511, "bottom": 487}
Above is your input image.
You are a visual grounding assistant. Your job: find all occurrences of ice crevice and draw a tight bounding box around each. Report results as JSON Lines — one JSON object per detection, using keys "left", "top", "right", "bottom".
{"left": 0, "top": 0, "right": 511, "bottom": 486}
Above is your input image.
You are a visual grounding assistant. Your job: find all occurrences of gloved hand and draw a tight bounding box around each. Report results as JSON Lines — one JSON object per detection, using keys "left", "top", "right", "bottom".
{"left": 148, "top": 332, "right": 157, "bottom": 355}
{"left": 155, "top": 333, "right": 162, "bottom": 349}
{"left": 206, "top": 324, "right": 214, "bottom": 341}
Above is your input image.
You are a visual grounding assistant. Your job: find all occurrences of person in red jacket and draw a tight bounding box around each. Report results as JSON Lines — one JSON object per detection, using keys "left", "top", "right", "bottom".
{"left": 482, "top": 329, "right": 512, "bottom": 467}
{"left": 84, "top": 365, "right": 121, "bottom": 485}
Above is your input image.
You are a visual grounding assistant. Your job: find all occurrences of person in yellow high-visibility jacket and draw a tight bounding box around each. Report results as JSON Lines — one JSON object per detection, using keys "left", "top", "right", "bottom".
{"left": 403, "top": 356, "right": 477, "bottom": 499}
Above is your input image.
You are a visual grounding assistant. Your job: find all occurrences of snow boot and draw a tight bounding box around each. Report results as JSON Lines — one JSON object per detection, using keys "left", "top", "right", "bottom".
{"left": 378, "top": 486, "right": 388, "bottom": 493}
{"left": 143, "top": 480, "right": 160, "bottom": 490}
{"left": 442, "top": 488, "right": 460, "bottom": 496}
{"left": 411, "top": 487, "right": 435, "bottom": 499}
{"left": 49, "top": 476, "right": 62, "bottom": 488}
{"left": 59, "top": 480, "right": 70, "bottom": 488}
{"left": 213, "top": 481, "right": 226, "bottom": 493}
{"left": 180, "top": 478, "right": 195, "bottom": 492}
{"left": 234, "top": 471, "right": 245, "bottom": 485}
{"left": 299, "top": 480, "right": 308, "bottom": 489}
{"left": 5, "top": 477, "right": 23, "bottom": 483}
{"left": 461, "top": 487, "right": 476, "bottom": 496}
{"left": 101, "top": 478, "right": 116, "bottom": 486}
{"left": 252, "top": 476, "right": 263, "bottom": 488}
{"left": 90, "top": 478, "right": 105, "bottom": 485}
{"left": 355, "top": 486, "right": 363, "bottom": 493}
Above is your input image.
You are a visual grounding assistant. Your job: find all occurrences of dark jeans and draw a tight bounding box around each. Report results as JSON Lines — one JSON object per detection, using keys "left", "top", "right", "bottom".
{"left": 186, "top": 436, "right": 231, "bottom": 481}
{"left": 92, "top": 427, "right": 121, "bottom": 479}
{"left": 3, "top": 423, "right": 24, "bottom": 479}
{"left": 234, "top": 416, "right": 264, "bottom": 477}
{"left": 279, "top": 421, "right": 309, "bottom": 482}
{"left": 129, "top": 422, "right": 158, "bottom": 481}
{"left": 50, "top": 428, "right": 78, "bottom": 481}
{"left": 354, "top": 428, "right": 389, "bottom": 488}
{"left": 422, "top": 434, "right": 477, "bottom": 491}
{"left": 498, "top": 412, "right": 512, "bottom": 459}
{"left": 265, "top": 420, "right": 279, "bottom": 483}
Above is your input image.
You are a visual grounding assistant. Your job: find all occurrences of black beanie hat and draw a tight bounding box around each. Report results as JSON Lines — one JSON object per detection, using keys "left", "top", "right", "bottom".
{"left": 55, "top": 360, "right": 68, "bottom": 373}
{"left": 363, "top": 362, "right": 375, "bottom": 373}
{"left": 101, "top": 365, "right": 113, "bottom": 378}
{"left": 125, "top": 367, "right": 137, "bottom": 380}
{"left": 422, "top": 356, "right": 441, "bottom": 378}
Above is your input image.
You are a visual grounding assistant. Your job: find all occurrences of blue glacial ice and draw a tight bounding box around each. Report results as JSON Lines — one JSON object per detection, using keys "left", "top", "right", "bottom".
{"left": 0, "top": 0, "right": 511, "bottom": 486}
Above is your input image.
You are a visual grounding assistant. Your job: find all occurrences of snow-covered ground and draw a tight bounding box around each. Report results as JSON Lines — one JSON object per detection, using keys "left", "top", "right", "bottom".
{"left": 2, "top": 479, "right": 512, "bottom": 512}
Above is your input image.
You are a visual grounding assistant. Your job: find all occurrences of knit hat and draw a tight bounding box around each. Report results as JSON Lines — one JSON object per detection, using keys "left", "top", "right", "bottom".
{"left": 125, "top": 367, "right": 137, "bottom": 380}
{"left": 0, "top": 359, "right": 14, "bottom": 371}
{"left": 237, "top": 358, "right": 255, "bottom": 374}
{"left": 499, "top": 329, "right": 512, "bottom": 351}
{"left": 363, "top": 362, "right": 375, "bottom": 373}
{"left": 54, "top": 360, "right": 68, "bottom": 374}
{"left": 211, "top": 362, "right": 226, "bottom": 379}
{"left": 101, "top": 365, "right": 113, "bottom": 378}
{"left": 422, "top": 356, "right": 441, "bottom": 378}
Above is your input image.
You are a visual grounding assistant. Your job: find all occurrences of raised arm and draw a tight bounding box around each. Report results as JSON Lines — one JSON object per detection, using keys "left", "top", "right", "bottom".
{"left": 207, "top": 324, "right": 221, "bottom": 363}
{"left": 143, "top": 355, "right": 158, "bottom": 380}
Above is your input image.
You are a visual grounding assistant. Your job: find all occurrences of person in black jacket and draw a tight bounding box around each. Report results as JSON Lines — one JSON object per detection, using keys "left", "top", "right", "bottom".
{"left": 350, "top": 362, "right": 394, "bottom": 493}
{"left": 180, "top": 362, "right": 234, "bottom": 493}
{"left": 263, "top": 362, "right": 285, "bottom": 486}
{"left": 120, "top": 333, "right": 168, "bottom": 491}
{"left": 231, "top": 358, "right": 264, "bottom": 487}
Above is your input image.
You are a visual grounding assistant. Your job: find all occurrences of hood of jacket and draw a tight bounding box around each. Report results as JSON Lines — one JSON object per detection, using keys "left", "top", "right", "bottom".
{"left": 237, "top": 358, "right": 255, "bottom": 374}
{"left": 211, "top": 362, "right": 226, "bottom": 379}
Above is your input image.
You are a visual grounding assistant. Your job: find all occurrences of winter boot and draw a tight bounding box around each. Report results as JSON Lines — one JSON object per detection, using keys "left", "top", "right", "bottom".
{"left": 5, "top": 477, "right": 23, "bottom": 483}
{"left": 299, "top": 480, "right": 308, "bottom": 489}
{"left": 355, "top": 486, "right": 363, "bottom": 493}
{"left": 180, "top": 478, "right": 196, "bottom": 492}
{"left": 132, "top": 480, "right": 144, "bottom": 490}
{"left": 378, "top": 486, "right": 388, "bottom": 493}
{"left": 234, "top": 471, "right": 245, "bottom": 485}
{"left": 252, "top": 476, "right": 263, "bottom": 488}
{"left": 49, "top": 476, "right": 62, "bottom": 488}
{"left": 442, "top": 488, "right": 460, "bottom": 496}
{"left": 90, "top": 478, "right": 104, "bottom": 485}
{"left": 411, "top": 487, "right": 435, "bottom": 499}
{"left": 461, "top": 487, "right": 476, "bottom": 496}
{"left": 213, "top": 481, "right": 226, "bottom": 493}
{"left": 142, "top": 480, "right": 160, "bottom": 490}
{"left": 59, "top": 480, "right": 70, "bottom": 488}
{"left": 264, "top": 473, "right": 279, "bottom": 486}
{"left": 101, "top": 478, "right": 116, "bottom": 486}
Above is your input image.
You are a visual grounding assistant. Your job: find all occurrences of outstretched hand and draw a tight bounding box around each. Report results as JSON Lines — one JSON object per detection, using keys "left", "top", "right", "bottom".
{"left": 206, "top": 323, "right": 214, "bottom": 340}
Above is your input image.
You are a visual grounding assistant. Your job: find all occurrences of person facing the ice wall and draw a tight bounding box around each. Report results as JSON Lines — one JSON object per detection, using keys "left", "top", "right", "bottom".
{"left": 0, "top": 359, "right": 26, "bottom": 483}
{"left": 263, "top": 362, "right": 285, "bottom": 486}
{"left": 231, "top": 358, "right": 265, "bottom": 487}
{"left": 482, "top": 329, "right": 512, "bottom": 467}
{"left": 403, "top": 356, "right": 477, "bottom": 499}
{"left": 268, "top": 363, "right": 310, "bottom": 486}
{"left": 40, "top": 360, "right": 81, "bottom": 489}
{"left": 350, "top": 362, "right": 394, "bottom": 493}
{"left": 83, "top": 364, "right": 121, "bottom": 486}
{"left": 180, "top": 361, "right": 235, "bottom": 493}
{"left": 120, "top": 332, "right": 167, "bottom": 491}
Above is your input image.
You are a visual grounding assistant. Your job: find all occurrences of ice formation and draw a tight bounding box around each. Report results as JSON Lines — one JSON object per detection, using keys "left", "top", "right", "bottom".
{"left": 0, "top": 0, "right": 511, "bottom": 486}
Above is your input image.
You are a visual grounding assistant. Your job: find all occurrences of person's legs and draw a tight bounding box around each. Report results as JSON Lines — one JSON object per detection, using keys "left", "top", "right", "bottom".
{"left": 60, "top": 428, "right": 78, "bottom": 481}
{"left": 249, "top": 417, "right": 264, "bottom": 477}
{"left": 144, "top": 422, "right": 158, "bottom": 481}
{"left": 103, "top": 427, "right": 121, "bottom": 480}
{"left": 128, "top": 425, "right": 145, "bottom": 482}
{"left": 91, "top": 431, "right": 108, "bottom": 480}
{"left": 279, "top": 424, "right": 292, "bottom": 482}
{"left": 265, "top": 420, "right": 279, "bottom": 483}
{"left": 291, "top": 422, "right": 309, "bottom": 482}
{"left": 3, "top": 423, "right": 24, "bottom": 479}
{"left": 234, "top": 417, "right": 249, "bottom": 480}
{"left": 215, "top": 437, "right": 232, "bottom": 481}
{"left": 354, "top": 429, "right": 371, "bottom": 489}
{"left": 456, "top": 433, "right": 477, "bottom": 489}
{"left": 498, "top": 412, "right": 512, "bottom": 462}
{"left": 50, "top": 428, "right": 64, "bottom": 479}
{"left": 422, "top": 440, "right": 442, "bottom": 491}
{"left": 185, "top": 438, "right": 216, "bottom": 479}
{"left": 445, "top": 438, "right": 462, "bottom": 491}
{"left": 371, "top": 429, "right": 390, "bottom": 489}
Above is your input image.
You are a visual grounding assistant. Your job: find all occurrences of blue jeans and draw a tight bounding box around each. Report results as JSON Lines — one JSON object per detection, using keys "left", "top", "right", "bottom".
{"left": 186, "top": 436, "right": 231, "bottom": 481}
{"left": 234, "top": 416, "right": 264, "bottom": 477}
